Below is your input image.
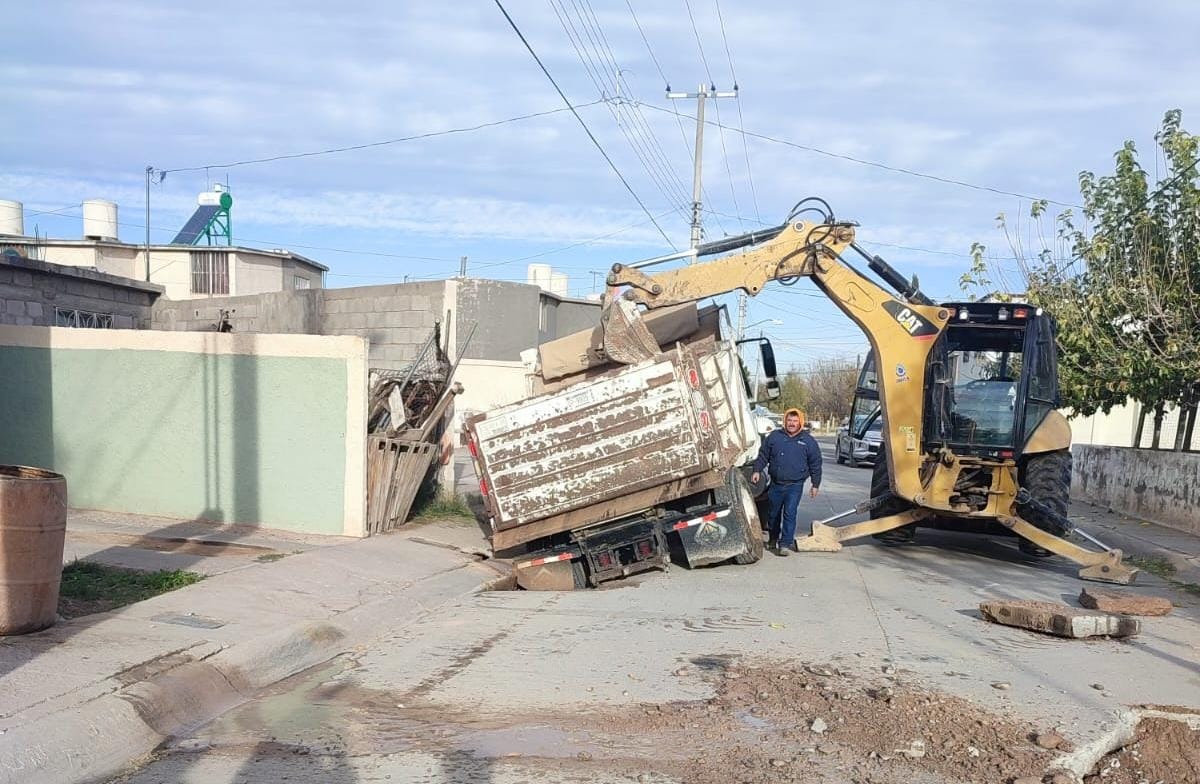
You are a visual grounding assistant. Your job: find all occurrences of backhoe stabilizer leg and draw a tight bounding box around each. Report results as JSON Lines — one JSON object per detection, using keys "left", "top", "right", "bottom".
{"left": 998, "top": 515, "right": 1139, "bottom": 585}
{"left": 796, "top": 509, "right": 932, "bottom": 552}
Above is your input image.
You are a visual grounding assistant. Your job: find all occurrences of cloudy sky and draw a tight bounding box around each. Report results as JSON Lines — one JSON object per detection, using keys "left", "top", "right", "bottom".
{"left": 4, "top": 1, "right": 1199, "bottom": 367}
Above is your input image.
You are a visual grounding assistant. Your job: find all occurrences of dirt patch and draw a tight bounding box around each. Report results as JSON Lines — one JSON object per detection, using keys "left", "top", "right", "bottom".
{"left": 575, "top": 659, "right": 1056, "bottom": 784}
{"left": 1082, "top": 710, "right": 1200, "bottom": 784}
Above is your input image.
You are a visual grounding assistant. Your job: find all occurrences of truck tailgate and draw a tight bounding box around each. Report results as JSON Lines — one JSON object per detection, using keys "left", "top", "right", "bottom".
{"left": 469, "top": 356, "right": 714, "bottom": 530}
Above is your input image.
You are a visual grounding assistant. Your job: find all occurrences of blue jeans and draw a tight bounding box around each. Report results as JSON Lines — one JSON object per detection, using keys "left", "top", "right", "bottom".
{"left": 767, "top": 480, "right": 806, "bottom": 547}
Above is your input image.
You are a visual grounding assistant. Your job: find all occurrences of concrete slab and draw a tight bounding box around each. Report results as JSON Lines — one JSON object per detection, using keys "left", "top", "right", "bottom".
{"left": 979, "top": 599, "right": 1141, "bottom": 638}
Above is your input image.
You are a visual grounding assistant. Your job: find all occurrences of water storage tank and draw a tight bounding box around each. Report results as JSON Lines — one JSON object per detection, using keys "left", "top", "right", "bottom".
{"left": 82, "top": 199, "right": 119, "bottom": 241}
{"left": 526, "top": 263, "right": 553, "bottom": 291}
{"left": 550, "top": 271, "right": 569, "bottom": 297}
{"left": 0, "top": 200, "right": 23, "bottom": 236}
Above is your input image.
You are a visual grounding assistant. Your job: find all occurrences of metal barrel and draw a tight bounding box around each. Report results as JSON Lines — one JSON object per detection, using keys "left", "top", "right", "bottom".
{"left": 0, "top": 466, "right": 67, "bottom": 635}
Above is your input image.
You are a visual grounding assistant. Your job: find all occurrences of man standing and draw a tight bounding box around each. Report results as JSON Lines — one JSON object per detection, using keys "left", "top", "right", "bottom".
{"left": 750, "top": 408, "right": 822, "bottom": 556}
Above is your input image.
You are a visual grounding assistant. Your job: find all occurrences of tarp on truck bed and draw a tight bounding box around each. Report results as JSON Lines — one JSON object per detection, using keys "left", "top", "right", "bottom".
{"left": 537, "top": 303, "right": 701, "bottom": 381}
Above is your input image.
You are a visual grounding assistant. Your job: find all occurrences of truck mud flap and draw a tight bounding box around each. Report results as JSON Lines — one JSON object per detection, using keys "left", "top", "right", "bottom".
{"left": 673, "top": 509, "right": 745, "bottom": 567}
{"left": 514, "top": 551, "right": 581, "bottom": 591}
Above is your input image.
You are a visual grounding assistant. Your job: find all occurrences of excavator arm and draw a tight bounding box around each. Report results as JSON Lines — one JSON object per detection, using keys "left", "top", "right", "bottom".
{"left": 603, "top": 219, "right": 950, "bottom": 506}
{"left": 600, "top": 213, "right": 1136, "bottom": 584}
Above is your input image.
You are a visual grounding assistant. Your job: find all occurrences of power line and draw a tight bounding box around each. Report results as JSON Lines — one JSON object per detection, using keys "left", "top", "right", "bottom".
{"left": 548, "top": 0, "right": 691, "bottom": 220}
{"left": 713, "top": 0, "right": 761, "bottom": 223}
{"left": 577, "top": 0, "right": 696, "bottom": 208}
{"left": 630, "top": 99, "right": 1083, "bottom": 209}
{"left": 163, "top": 101, "right": 605, "bottom": 174}
{"left": 492, "top": 0, "right": 676, "bottom": 249}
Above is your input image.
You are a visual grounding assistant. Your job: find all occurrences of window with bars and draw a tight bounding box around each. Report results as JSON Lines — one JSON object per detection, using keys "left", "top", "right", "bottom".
{"left": 293, "top": 275, "right": 311, "bottom": 290}
{"left": 191, "top": 250, "right": 230, "bottom": 295}
{"left": 55, "top": 307, "right": 113, "bottom": 329}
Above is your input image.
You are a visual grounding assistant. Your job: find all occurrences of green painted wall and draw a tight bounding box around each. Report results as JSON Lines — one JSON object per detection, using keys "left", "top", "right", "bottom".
{"left": 0, "top": 346, "right": 349, "bottom": 534}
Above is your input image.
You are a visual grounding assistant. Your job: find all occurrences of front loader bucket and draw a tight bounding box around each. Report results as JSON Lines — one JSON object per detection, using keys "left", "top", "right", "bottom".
{"left": 600, "top": 298, "right": 661, "bottom": 365}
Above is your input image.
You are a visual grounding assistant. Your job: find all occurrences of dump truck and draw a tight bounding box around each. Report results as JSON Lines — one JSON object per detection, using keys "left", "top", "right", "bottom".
{"left": 465, "top": 304, "right": 778, "bottom": 590}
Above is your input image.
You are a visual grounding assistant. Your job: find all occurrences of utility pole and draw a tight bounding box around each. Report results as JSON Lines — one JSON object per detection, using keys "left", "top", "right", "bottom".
{"left": 459, "top": 256, "right": 468, "bottom": 278}
{"left": 666, "top": 84, "right": 737, "bottom": 252}
{"left": 144, "top": 166, "right": 152, "bottom": 282}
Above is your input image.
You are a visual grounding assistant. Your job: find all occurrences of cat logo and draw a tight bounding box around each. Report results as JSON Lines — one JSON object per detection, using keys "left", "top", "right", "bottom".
{"left": 882, "top": 301, "right": 939, "bottom": 339}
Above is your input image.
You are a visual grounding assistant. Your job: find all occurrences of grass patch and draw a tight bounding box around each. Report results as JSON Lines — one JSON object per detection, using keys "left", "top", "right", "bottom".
{"left": 1123, "top": 553, "right": 1200, "bottom": 597}
{"left": 255, "top": 552, "right": 287, "bottom": 563}
{"left": 58, "top": 561, "right": 204, "bottom": 619}
{"left": 411, "top": 490, "right": 475, "bottom": 521}
{"left": 1124, "top": 553, "right": 1177, "bottom": 578}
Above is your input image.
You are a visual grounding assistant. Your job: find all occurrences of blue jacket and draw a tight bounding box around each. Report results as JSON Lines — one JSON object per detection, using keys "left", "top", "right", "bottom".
{"left": 753, "top": 429, "right": 823, "bottom": 487}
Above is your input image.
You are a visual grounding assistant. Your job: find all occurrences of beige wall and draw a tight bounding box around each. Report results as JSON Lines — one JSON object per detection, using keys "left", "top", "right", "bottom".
{"left": 26, "top": 242, "right": 314, "bottom": 300}
{"left": 451, "top": 358, "right": 531, "bottom": 435}
{"left": 235, "top": 251, "right": 284, "bottom": 295}
{"left": 1068, "top": 400, "right": 1140, "bottom": 448}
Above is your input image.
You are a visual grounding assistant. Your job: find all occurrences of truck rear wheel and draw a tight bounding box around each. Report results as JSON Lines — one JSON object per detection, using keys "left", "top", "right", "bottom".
{"left": 870, "top": 445, "right": 916, "bottom": 544}
{"left": 1016, "top": 449, "right": 1073, "bottom": 557}
{"left": 717, "top": 469, "right": 764, "bottom": 564}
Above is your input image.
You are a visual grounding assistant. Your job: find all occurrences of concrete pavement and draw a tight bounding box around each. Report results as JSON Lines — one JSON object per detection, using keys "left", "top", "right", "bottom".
{"left": 108, "top": 443, "right": 1200, "bottom": 784}
{"left": 0, "top": 513, "right": 508, "bottom": 784}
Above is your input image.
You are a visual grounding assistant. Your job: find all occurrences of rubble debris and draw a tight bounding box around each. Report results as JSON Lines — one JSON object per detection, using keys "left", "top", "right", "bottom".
{"left": 810, "top": 717, "right": 828, "bottom": 734}
{"left": 979, "top": 599, "right": 1140, "bottom": 639}
{"left": 1078, "top": 587, "right": 1173, "bottom": 616}
{"left": 1034, "top": 731, "right": 1073, "bottom": 751}
{"left": 1081, "top": 712, "right": 1200, "bottom": 784}
{"left": 364, "top": 317, "right": 471, "bottom": 533}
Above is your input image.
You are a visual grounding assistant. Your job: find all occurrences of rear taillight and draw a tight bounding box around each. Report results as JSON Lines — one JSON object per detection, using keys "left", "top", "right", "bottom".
{"left": 597, "top": 551, "right": 615, "bottom": 570}
{"left": 479, "top": 478, "right": 489, "bottom": 496}
{"left": 687, "top": 368, "right": 700, "bottom": 389}
{"left": 636, "top": 539, "right": 653, "bottom": 558}
{"left": 468, "top": 439, "right": 478, "bottom": 457}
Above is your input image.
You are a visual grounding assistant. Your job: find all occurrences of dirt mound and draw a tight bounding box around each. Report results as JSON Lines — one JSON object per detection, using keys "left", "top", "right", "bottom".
{"left": 582, "top": 659, "right": 1057, "bottom": 783}
{"left": 1083, "top": 711, "right": 1200, "bottom": 784}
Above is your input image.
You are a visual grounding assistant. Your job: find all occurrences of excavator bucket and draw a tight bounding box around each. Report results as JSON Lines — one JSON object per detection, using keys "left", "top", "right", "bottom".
{"left": 600, "top": 297, "right": 661, "bottom": 365}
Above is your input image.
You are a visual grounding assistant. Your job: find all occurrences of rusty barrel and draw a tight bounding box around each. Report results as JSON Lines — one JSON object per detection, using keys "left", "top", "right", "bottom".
{"left": 0, "top": 466, "right": 67, "bottom": 635}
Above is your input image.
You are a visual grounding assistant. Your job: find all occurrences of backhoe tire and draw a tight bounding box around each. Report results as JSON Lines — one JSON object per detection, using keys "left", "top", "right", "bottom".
{"left": 1016, "top": 449, "right": 1073, "bottom": 557}
{"left": 719, "top": 469, "right": 764, "bottom": 565}
{"left": 870, "top": 445, "right": 917, "bottom": 544}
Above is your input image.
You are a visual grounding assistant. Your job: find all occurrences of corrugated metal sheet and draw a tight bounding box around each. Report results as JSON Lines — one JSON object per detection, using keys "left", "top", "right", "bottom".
{"left": 471, "top": 354, "right": 714, "bottom": 529}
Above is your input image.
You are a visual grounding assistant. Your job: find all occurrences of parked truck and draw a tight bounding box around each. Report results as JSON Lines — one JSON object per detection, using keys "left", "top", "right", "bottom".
{"left": 465, "top": 304, "right": 778, "bottom": 590}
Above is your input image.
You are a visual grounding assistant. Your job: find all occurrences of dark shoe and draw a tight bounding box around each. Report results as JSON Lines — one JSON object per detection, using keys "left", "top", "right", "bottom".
{"left": 789, "top": 541, "right": 800, "bottom": 553}
{"left": 1018, "top": 538, "right": 1054, "bottom": 558}
{"left": 767, "top": 539, "right": 777, "bottom": 551}
{"left": 773, "top": 546, "right": 790, "bottom": 557}
{"left": 873, "top": 525, "right": 917, "bottom": 545}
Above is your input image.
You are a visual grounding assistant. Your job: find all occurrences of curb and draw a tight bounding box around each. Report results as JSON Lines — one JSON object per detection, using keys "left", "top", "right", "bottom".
{"left": 1074, "top": 507, "right": 1200, "bottom": 588}
{"left": 0, "top": 558, "right": 507, "bottom": 784}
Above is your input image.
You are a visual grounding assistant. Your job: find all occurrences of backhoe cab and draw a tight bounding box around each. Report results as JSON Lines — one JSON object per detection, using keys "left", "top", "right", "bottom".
{"left": 602, "top": 203, "right": 1136, "bottom": 584}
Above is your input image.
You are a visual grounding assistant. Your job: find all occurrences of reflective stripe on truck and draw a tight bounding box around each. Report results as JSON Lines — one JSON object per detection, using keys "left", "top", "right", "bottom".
{"left": 671, "top": 508, "right": 731, "bottom": 530}
{"left": 515, "top": 550, "right": 579, "bottom": 570}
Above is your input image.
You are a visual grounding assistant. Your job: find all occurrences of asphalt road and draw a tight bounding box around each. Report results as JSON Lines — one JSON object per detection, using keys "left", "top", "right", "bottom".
{"left": 111, "top": 440, "right": 1200, "bottom": 783}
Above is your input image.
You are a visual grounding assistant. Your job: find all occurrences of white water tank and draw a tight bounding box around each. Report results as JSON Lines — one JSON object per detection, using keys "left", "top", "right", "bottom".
{"left": 550, "top": 271, "right": 569, "bottom": 297}
{"left": 526, "top": 263, "right": 552, "bottom": 291}
{"left": 0, "top": 200, "right": 23, "bottom": 236}
{"left": 82, "top": 199, "right": 119, "bottom": 241}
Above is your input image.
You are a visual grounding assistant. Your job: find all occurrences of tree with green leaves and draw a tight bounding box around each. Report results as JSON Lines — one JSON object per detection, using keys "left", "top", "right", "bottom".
{"left": 968, "top": 110, "right": 1200, "bottom": 449}
{"left": 761, "top": 370, "right": 809, "bottom": 414}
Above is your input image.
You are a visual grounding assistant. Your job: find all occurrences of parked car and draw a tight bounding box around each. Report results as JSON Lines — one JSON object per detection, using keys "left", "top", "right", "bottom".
{"left": 835, "top": 415, "right": 883, "bottom": 466}
{"left": 752, "top": 405, "right": 783, "bottom": 436}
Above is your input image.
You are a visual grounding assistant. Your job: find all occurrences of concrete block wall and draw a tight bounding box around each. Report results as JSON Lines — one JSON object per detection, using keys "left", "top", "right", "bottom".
{"left": 1073, "top": 444, "right": 1200, "bottom": 535}
{"left": 0, "top": 254, "right": 161, "bottom": 329}
{"left": 320, "top": 281, "right": 444, "bottom": 370}
{"left": 153, "top": 289, "right": 321, "bottom": 334}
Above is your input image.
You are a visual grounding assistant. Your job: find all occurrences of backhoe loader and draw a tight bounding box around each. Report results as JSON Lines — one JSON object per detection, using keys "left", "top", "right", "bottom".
{"left": 601, "top": 199, "right": 1136, "bottom": 584}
